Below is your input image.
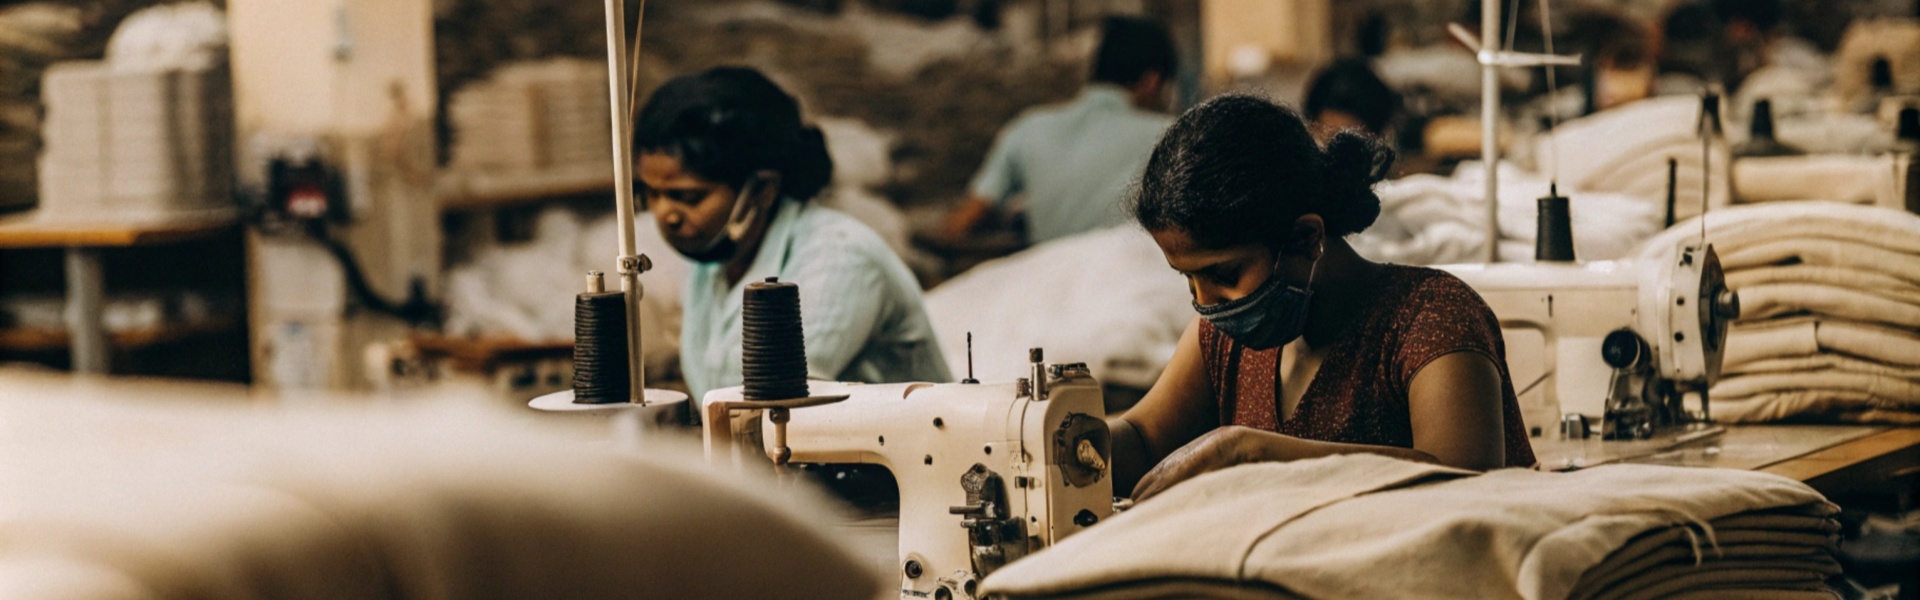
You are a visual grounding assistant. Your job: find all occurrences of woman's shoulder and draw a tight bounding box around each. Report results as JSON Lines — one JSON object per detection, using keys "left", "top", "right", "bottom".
{"left": 1372, "top": 265, "right": 1505, "bottom": 381}
{"left": 791, "top": 204, "right": 890, "bottom": 255}
{"left": 1382, "top": 265, "right": 1490, "bottom": 309}
{"left": 787, "top": 203, "right": 915, "bottom": 280}
{"left": 1373, "top": 265, "right": 1500, "bottom": 332}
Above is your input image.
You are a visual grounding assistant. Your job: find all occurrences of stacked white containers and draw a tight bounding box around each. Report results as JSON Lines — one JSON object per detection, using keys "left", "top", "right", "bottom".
{"left": 38, "top": 61, "right": 233, "bottom": 221}
{"left": 448, "top": 59, "right": 611, "bottom": 174}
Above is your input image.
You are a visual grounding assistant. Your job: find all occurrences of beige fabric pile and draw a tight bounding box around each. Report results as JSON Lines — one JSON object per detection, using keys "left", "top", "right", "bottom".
{"left": 0, "top": 375, "right": 881, "bottom": 600}
{"left": 1635, "top": 202, "right": 1920, "bottom": 424}
{"left": 1534, "top": 96, "right": 1732, "bottom": 224}
{"left": 981, "top": 454, "right": 1839, "bottom": 600}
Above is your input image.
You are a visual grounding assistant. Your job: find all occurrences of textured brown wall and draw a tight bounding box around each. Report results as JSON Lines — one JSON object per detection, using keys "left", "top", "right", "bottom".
{"left": 433, "top": 0, "right": 1088, "bottom": 209}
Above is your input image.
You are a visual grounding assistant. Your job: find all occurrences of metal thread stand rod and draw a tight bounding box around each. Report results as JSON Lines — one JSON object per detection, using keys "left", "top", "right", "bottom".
{"left": 1480, "top": 0, "right": 1500, "bottom": 263}
{"left": 1449, "top": 4, "right": 1578, "bottom": 264}
{"left": 603, "top": 0, "right": 648, "bottom": 403}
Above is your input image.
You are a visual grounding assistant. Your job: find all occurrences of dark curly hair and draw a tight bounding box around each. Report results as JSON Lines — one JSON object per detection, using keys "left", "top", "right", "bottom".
{"left": 1130, "top": 93, "right": 1394, "bottom": 249}
{"left": 634, "top": 67, "right": 833, "bottom": 201}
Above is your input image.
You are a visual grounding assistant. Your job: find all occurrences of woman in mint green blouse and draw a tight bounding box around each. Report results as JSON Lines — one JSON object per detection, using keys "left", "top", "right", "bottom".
{"left": 633, "top": 67, "right": 951, "bottom": 402}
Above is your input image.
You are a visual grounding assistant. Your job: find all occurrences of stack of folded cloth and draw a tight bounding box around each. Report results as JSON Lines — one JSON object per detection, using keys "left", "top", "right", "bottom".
{"left": 446, "top": 58, "right": 611, "bottom": 174}
{"left": 1567, "top": 504, "right": 1842, "bottom": 600}
{"left": 1634, "top": 202, "right": 1920, "bottom": 424}
{"left": 981, "top": 454, "right": 1841, "bottom": 600}
{"left": 1, "top": 4, "right": 84, "bottom": 212}
{"left": 1533, "top": 95, "right": 1733, "bottom": 223}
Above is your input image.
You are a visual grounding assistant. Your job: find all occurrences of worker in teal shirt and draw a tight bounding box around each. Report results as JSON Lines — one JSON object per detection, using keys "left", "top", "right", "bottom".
{"left": 942, "top": 16, "right": 1180, "bottom": 244}
{"left": 636, "top": 67, "right": 951, "bottom": 401}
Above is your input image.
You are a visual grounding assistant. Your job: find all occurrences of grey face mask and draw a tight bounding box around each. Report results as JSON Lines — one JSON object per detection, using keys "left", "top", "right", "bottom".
{"left": 1192, "top": 252, "right": 1319, "bottom": 350}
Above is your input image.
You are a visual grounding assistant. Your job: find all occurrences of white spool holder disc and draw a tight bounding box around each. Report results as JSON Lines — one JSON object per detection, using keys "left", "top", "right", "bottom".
{"left": 530, "top": 388, "right": 690, "bottom": 430}
{"left": 529, "top": 388, "right": 687, "bottom": 411}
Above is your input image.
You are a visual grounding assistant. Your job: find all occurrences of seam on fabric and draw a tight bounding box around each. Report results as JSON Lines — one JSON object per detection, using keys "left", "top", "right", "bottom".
{"left": 1231, "top": 470, "right": 1468, "bottom": 582}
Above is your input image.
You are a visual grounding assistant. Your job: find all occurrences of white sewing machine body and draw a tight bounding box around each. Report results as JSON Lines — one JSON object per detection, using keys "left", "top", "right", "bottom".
{"left": 1440, "top": 239, "right": 1735, "bottom": 439}
{"left": 702, "top": 368, "right": 1113, "bottom": 599}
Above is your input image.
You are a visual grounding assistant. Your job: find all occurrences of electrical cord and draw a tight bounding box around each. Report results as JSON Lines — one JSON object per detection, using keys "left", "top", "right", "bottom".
{"left": 302, "top": 219, "right": 444, "bottom": 328}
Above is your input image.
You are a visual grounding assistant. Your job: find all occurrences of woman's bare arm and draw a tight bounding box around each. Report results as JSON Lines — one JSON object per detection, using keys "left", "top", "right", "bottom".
{"left": 1108, "top": 318, "right": 1217, "bottom": 496}
{"left": 1405, "top": 351, "right": 1509, "bottom": 471}
{"left": 1129, "top": 351, "right": 1510, "bottom": 501}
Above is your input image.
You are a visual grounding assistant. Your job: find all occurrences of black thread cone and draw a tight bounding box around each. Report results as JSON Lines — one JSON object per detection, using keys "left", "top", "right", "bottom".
{"left": 572, "top": 291, "right": 631, "bottom": 404}
{"left": 742, "top": 278, "right": 809, "bottom": 401}
{"left": 1536, "top": 191, "right": 1576, "bottom": 262}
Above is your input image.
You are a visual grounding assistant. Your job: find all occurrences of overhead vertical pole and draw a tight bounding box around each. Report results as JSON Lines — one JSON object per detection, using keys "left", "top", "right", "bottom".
{"left": 602, "top": 0, "right": 649, "bottom": 402}
{"left": 1480, "top": 0, "right": 1501, "bottom": 263}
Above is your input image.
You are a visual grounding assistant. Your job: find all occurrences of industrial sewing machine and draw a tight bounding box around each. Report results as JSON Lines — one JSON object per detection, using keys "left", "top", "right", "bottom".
{"left": 702, "top": 349, "right": 1113, "bottom": 600}
{"left": 1441, "top": 237, "right": 1741, "bottom": 440}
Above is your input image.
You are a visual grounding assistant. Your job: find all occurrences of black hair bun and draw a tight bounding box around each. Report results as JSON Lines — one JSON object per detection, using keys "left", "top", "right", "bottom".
{"left": 1319, "top": 130, "right": 1394, "bottom": 236}
{"left": 783, "top": 125, "right": 835, "bottom": 201}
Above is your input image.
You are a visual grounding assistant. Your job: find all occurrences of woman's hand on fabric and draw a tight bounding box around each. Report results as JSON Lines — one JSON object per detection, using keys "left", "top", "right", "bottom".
{"left": 1130, "top": 426, "right": 1272, "bottom": 502}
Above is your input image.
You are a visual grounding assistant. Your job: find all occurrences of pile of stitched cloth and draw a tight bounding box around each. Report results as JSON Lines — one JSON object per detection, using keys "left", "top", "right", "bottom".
{"left": 1634, "top": 202, "right": 1920, "bottom": 424}
{"left": 981, "top": 454, "right": 1840, "bottom": 600}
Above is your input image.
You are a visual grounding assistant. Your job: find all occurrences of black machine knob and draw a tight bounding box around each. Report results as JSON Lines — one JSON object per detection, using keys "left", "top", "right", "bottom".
{"left": 1714, "top": 290, "right": 1741, "bottom": 320}
{"left": 1601, "top": 329, "right": 1648, "bottom": 370}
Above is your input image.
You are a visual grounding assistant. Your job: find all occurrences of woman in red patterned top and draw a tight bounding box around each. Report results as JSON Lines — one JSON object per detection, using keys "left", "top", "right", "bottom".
{"left": 1112, "top": 95, "right": 1536, "bottom": 501}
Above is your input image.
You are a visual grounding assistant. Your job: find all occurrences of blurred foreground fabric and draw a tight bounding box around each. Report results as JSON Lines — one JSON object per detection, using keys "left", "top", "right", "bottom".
{"left": 0, "top": 374, "right": 881, "bottom": 600}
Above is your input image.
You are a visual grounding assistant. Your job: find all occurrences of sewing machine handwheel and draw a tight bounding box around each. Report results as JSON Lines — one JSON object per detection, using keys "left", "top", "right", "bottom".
{"left": 1052, "top": 413, "right": 1111, "bottom": 488}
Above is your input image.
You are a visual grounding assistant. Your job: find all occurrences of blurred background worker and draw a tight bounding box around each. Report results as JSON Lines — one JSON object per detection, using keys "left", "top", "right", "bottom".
{"left": 940, "top": 16, "right": 1179, "bottom": 245}
{"left": 636, "top": 67, "right": 950, "bottom": 401}
{"left": 1302, "top": 58, "right": 1401, "bottom": 143}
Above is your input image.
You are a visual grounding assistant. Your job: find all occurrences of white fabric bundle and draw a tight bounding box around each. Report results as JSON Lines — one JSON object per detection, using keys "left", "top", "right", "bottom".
{"left": 981, "top": 454, "right": 1838, "bottom": 600}
{"left": 1355, "top": 162, "right": 1663, "bottom": 266}
{"left": 1534, "top": 96, "right": 1733, "bottom": 222}
{"left": 923, "top": 226, "right": 1194, "bottom": 389}
{"left": 104, "top": 1, "right": 226, "bottom": 73}
{"left": 442, "top": 210, "right": 689, "bottom": 379}
{"left": 1634, "top": 202, "right": 1920, "bottom": 423}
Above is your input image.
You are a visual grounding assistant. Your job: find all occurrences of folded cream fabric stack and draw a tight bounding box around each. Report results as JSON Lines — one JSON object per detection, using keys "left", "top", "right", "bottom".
{"left": 36, "top": 61, "right": 234, "bottom": 221}
{"left": 1, "top": 4, "right": 83, "bottom": 212}
{"left": 1636, "top": 202, "right": 1920, "bottom": 424}
{"left": 981, "top": 454, "right": 1839, "bottom": 600}
{"left": 446, "top": 58, "right": 611, "bottom": 174}
{"left": 1534, "top": 96, "right": 1733, "bottom": 223}
{"left": 1567, "top": 504, "right": 1842, "bottom": 600}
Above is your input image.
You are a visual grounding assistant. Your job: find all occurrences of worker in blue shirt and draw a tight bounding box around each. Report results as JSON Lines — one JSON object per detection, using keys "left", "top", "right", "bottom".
{"left": 636, "top": 67, "right": 951, "bottom": 402}
{"left": 942, "top": 16, "right": 1180, "bottom": 244}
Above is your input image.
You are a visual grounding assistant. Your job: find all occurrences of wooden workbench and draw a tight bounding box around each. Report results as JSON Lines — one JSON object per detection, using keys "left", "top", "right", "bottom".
{"left": 0, "top": 212, "right": 240, "bottom": 374}
{"left": 0, "top": 214, "right": 238, "bottom": 249}
{"left": 1531, "top": 425, "right": 1920, "bottom": 495}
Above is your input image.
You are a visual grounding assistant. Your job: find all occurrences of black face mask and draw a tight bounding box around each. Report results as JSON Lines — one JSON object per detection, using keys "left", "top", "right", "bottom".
{"left": 1191, "top": 250, "right": 1320, "bottom": 350}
